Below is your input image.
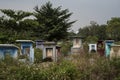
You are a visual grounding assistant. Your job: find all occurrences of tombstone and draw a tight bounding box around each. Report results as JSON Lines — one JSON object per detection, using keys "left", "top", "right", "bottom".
{"left": 0, "top": 44, "right": 19, "bottom": 59}
{"left": 42, "top": 42, "right": 57, "bottom": 62}
{"left": 71, "top": 36, "right": 83, "bottom": 54}
{"left": 110, "top": 45, "right": 120, "bottom": 59}
{"left": 16, "top": 40, "right": 34, "bottom": 63}
{"left": 97, "top": 40, "right": 105, "bottom": 56}
{"left": 35, "top": 40, "right": 44, "bottom": 49}
{"left": 105, "top": 40, "right": 114, "bottom": 57}
{"left": 89, "top": 44, "right": 97, "bottom": 53}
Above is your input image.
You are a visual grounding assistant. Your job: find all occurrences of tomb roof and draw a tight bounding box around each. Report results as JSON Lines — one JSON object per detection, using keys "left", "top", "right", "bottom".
{"left": 104, "top": 40, "right": 114, "bottom": 43}
{"left": 16, "top": 40, "right": 34, "bottom": 43}
{"left": 0, "top": 44, "right": 19, "bottom": 49}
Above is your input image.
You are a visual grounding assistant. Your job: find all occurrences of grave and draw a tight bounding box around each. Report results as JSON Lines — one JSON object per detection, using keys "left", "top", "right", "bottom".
{"left": 110, "top": 45, "right": 120, "bottom": 59}
{"left": 42, "top": 42, "right": 57, "bottom": 62}
{"left": 71, "top": 36, "right": 83, "bottom": 54}
{"left": 97, "top": 40, "right": 105, "bottom": 56}
{"left": 35, "top": 40, "right": 44, "bottom": 49}
{"left": 105, "top": 40, "right": 114, "bottom": 57}
{"left": 0, "top": 44, "right": 19, "bottom": 59}
{"left": 16, "top": 40, "right": 34, "bottom": 63}
{"left": 88, "top": 44, "right": 97, "bottom": 53}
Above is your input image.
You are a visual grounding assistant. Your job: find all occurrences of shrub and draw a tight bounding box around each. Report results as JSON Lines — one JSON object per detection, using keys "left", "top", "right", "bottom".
{"left": 34, "top": 48, "right": 43, "bottom": 63}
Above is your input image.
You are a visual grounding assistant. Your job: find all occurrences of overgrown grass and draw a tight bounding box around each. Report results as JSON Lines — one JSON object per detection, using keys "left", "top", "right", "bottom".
{"left": 0, "top": 53, "right": 120, "bottom": 80}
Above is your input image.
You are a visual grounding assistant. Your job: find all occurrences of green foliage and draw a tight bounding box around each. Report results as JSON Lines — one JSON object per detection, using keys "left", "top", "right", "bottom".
{"left": 0, "top": 53, "right": 120, "bottom": 80}
{"left": 85, "top": 36, "right": 98, "bottom": 43}
{"left": 106, "top": 17, "right": 120, "bottom": 41}
{"left": 59, "top": 41, "right": 72, "bottom": 56}
{"left": 34, "top": 2, "right": 75, "bottom": 41}
{"left": 34, "top": 48, "right": 43, "bottom": 63}
{"left": 78, "top": 22, "right": 107, "bottom": 42}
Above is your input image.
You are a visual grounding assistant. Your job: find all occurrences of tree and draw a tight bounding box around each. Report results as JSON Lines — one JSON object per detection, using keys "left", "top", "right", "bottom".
{"left": 0, "top": 9, "right": 33, "bottom": 42}
{"left": 78, "top": 21, "right": 107, "bottom": 42}
{"left": 106, "top": 17, "right": 120, "bottom": 41}
{"left": 34, "top": 2, "right": 75, "bottom": 41}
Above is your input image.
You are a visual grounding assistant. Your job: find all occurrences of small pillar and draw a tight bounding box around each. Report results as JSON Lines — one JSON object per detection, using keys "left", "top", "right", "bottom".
{"left": 105, "top": 40, "right": 114, "bottom": 57}
{"left": 89, "top": 44, "right": 97, "bottom": 53}
{"left": 56, "top": 46, "right": 61, "bottom": 60}
{"left": 16, "top": 40, "right": 34, "bottom": 63}
{"left": 70, "top": 36, "right": 83, "bottom": 54}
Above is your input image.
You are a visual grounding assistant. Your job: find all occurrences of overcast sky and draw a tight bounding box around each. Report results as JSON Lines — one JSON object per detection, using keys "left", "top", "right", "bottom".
{"left": 0, "top": 0, "right": 120, "bottom": 31}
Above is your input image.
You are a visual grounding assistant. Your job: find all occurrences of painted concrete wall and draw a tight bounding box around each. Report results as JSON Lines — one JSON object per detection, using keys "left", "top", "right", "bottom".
{"left": 20, "top": 42, "right": 34, "bottom": 63}
{"left": 89, "top": 44, "right": 97, "bottom": 52}
{"left": 105, "top": 40, "right": 114, "bottom": 57}
{"left": 43, "top": 45, "right": 57, "bottom": 61}
{"left": 0, "top": 47, "right": 18, "bottom": 59}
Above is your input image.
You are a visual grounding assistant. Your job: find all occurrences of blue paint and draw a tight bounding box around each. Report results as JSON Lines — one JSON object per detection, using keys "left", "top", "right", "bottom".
{"left": 16, "top": 40, "right": 34, "bottom": 63}
{"left": 0, "top": 46, "right": 18, "bottom": 59}
{"left": 105, "top": 40, "right": 114, "bottom": 57}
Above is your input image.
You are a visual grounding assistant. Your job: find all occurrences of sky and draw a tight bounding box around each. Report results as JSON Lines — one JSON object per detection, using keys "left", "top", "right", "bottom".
{"left": 0, "top": 0, "right": 120, "bottom": 31}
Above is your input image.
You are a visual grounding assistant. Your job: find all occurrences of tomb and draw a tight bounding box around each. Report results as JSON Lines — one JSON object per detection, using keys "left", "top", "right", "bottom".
{"left": 89, "top": 44, "right": 97, "bottom": 53}
{"left": 42, "top": 42, "right": 58, "bottom": 62}
{"left": 110, "top": 45, "right": 120, "bottom": 59}
{"left": 71, "top": 36, "right": 83, "bottom": 54}
{"left": 97, "top": 40, "right": 105, "bottom": 56}
{"left": 16, "top": 40, "right": 34, "bottom": 63}
{"left": 35, "top": 40, "right": 44, "bottom": 49}
{"left": 0, "top": 44, "right": 19, "bottom": 59}
{"left": 105, "top": 40, "right": 114, "bottom": 57}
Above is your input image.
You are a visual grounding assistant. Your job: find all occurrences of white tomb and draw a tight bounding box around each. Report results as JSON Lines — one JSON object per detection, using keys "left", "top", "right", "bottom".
{"left": 71, "top": 36, "right": 83, "bottom": 54}
{"left": 88, "top": 44, "right": 97, "bottom": 53}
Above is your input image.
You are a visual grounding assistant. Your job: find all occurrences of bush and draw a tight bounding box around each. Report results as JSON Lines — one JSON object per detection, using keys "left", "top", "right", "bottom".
{"left": 34, "top": 48, "right": 43, "bottom": 63}
{"left": 60, "top": 41, "right": 72, "bottom": 56}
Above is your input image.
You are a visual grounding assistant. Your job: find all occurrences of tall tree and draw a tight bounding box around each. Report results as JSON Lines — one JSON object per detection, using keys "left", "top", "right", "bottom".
{"left": 0, "top": 9, "right": 33, "bottom": 42}
{"left": 106, "top": 17, "right": 120, "bottom": 41}
{"left": 34, "top": 2, "right": 75, "bottom": 41}
{"left": 78, "top": 21, "right": 107, "bottom": 42}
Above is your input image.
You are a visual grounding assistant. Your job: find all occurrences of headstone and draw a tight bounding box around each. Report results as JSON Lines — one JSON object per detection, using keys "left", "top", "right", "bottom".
{"left": 97, "top": 40, "right": 105, "bottom": 56}
{"left": 71, "top": 36, "right": 83, "bottom": 54}
{"left": 110, "top": 45, "right": 120, "bottom": 59}
{"left": 105, "top": 40, "right": 114, "bottom": 57}
{"left": 16, "top": 40, "right": 34, "bottom": 63}
{"left": 89, "top": 44, "right": 97, "bottom": 53}
{"left": 42, "top": 42, "right": 57, "bottom": 62}
{"left": 0, "top": 44, "right": 19, "bottom": 59}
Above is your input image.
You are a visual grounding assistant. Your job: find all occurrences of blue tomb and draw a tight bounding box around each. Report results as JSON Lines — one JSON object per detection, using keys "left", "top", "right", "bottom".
{"left": 0, "top": 44, "right": 19, "bottom": 59}
{"left": 16, "top": 40, "right": 34, "bottom": 63}
{"left": 105, "top": 40, "right": 114, "bottom": 57}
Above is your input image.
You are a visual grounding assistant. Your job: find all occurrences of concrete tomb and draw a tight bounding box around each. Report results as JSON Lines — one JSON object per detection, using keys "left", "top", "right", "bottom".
{"left": 105, "top": 40, "right": 114, "bottom": 57}
{"left": 16, "top": 40, "right": 34, "bottom": 63}
{"left": 97, "top": 40, "right": 105, "bottom": 56}
{"left": 35, "top": 40, "right": 44, "bottom": 49}
{"left": 110, "top": 45, "right": 120, "bottom": 59}
{"left": 89, "top": 44, "right": 97, "bottom": 53}
{"left": 42, "top": 42, "right": 61, "bottom": 62}
{"left": 71, "top": 36, "right": 83, "bottom": 54}
{"left": 0, "top": 44, "right": 19, "bottom": 59}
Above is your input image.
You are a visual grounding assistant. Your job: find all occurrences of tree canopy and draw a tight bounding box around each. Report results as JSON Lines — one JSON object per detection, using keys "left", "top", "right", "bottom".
{"left": 0, "top": 2, "right": 75, "bottom": 43}
{"left": 34, "top": 2, "right": 75, "bottom": 41}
